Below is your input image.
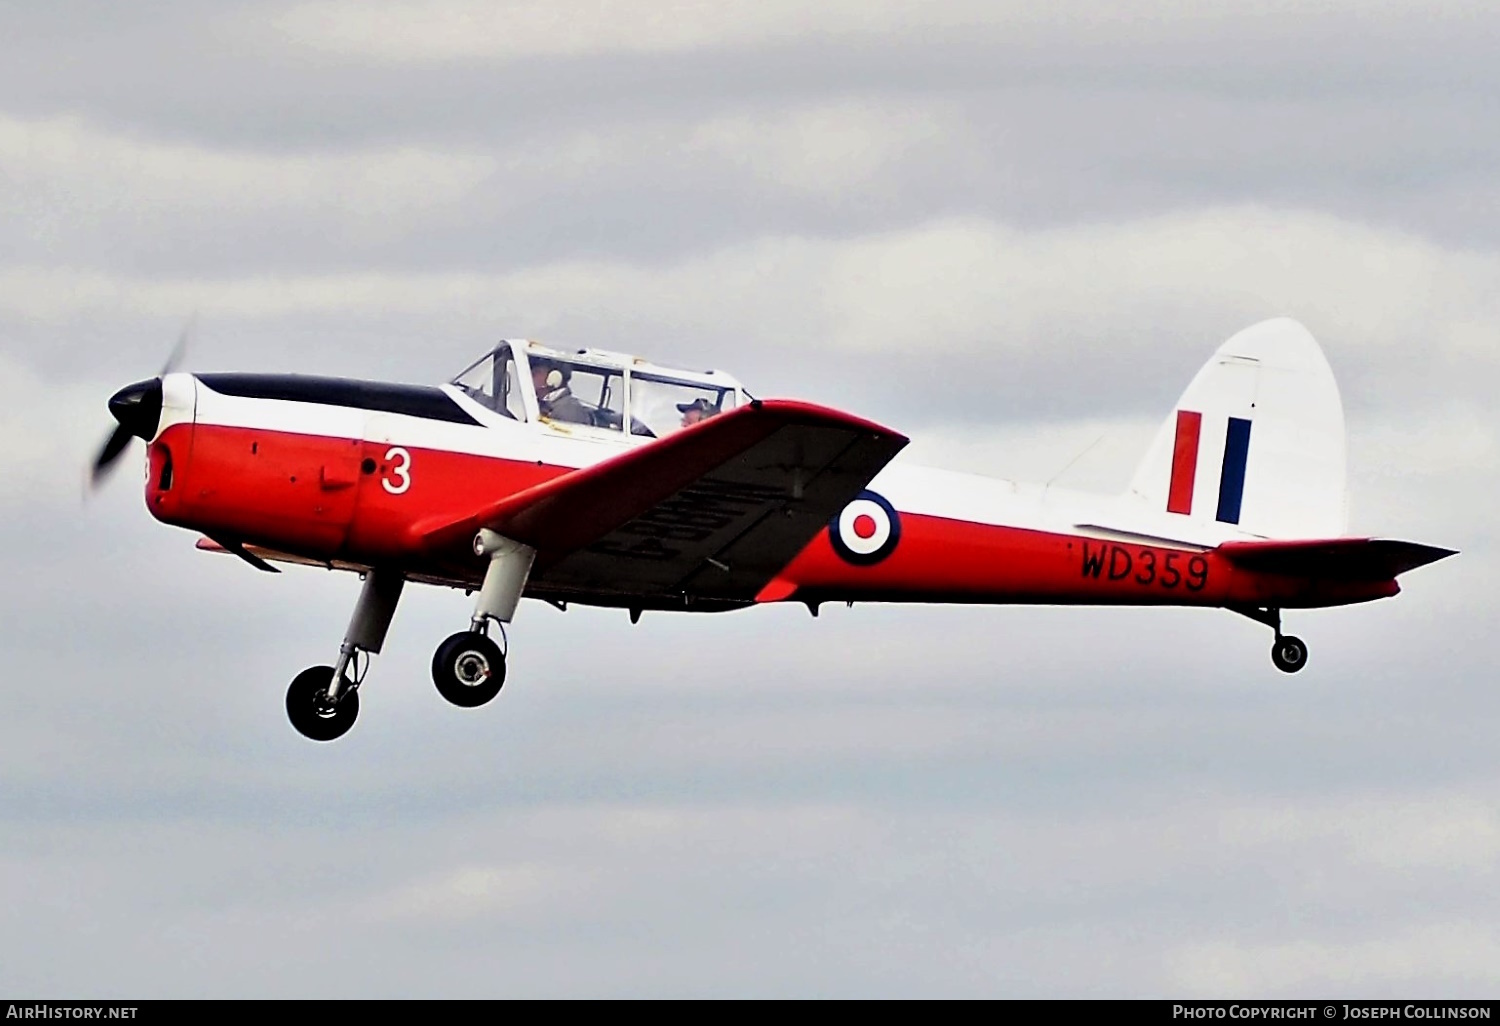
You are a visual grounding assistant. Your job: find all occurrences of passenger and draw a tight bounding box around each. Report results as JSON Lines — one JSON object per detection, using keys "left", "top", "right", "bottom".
{"left": 677, "top": 397, "right": 718, "bottom": 428}
{"left": 531, "top": 360, "right": 592, "bottom": 425}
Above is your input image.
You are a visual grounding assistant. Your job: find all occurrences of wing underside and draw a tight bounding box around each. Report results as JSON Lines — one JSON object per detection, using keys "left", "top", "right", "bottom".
{"left": 414, "top": 399, "right": 908, "bottom": 604}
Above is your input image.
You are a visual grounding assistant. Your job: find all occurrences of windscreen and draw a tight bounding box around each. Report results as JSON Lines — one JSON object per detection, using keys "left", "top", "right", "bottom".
{"left": 452, "top": 345, "right": 526, "bottom": 421}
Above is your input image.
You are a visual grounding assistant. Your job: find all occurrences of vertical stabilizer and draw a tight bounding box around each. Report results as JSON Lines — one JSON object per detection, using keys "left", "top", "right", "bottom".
{"left": 1127, "top": 319, "right": 1347, "bottom": 539}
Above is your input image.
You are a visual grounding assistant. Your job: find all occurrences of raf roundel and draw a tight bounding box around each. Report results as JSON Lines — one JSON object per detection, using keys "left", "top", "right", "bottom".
{"left": 829, "top": 490, "right": 902, "bottom": 566}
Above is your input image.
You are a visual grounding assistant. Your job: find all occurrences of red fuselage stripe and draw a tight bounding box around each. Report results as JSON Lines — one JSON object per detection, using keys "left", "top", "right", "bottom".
{"left": 155, "top": 421, "right": 1396, "bottom": 611}
{"left": 1167, "top": 410, "right": 1202, "bottom": 515}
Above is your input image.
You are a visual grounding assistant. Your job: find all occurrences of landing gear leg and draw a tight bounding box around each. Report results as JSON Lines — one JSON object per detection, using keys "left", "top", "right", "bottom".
{"left": 432, "top": 531, "right": 535, "bottom": 709}
{"left": 286, "top": 569, "right": 405, "bottom": 741}
{"left": 1229, "top": 604, "right": 1309, "bottom": 674}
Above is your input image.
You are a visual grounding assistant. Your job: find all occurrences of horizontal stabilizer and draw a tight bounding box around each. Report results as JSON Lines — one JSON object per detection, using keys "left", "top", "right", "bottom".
{"left": 1217, "top": 537, "right": 1456, "bottom": 581}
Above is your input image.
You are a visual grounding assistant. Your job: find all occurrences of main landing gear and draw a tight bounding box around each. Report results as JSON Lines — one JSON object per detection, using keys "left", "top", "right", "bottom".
{"left": 285, "top": 531, "right": 537, "bottom": 742}
{"left": 286, "top": 666, "right": 359, "bottom": 742}
{"left": 1230, "top": 605, "right": 1309, "bottom": 674}
{"left": 429, "top": 530, "right": 534, "bottom": 710}
{"left": 285, "top": 569, "right": 404, "bottom": 742}
{"left": 432, "top": 630, "right": 506, "bottom": 707}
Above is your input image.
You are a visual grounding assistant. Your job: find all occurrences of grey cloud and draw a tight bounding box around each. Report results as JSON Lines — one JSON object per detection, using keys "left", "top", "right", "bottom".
{"left": 6, "top": 86, "right": 1500, "bottom": 278}
{"left": 0, "top": 4, "right": 1499, "bottom": 269}
{"left": 11, "top": 207, "right": 1495, "bottom": 431}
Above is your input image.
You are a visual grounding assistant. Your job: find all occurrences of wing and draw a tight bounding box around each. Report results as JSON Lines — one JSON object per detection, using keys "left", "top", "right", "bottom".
{"left": 412, "top": 399, "right": 908, "bottom": 604}
{"left": 1217, "top": 537, "right": 1456, "bottom": 581}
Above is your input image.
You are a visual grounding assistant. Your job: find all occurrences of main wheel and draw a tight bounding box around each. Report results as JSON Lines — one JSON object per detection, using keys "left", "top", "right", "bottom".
{"left": 1271, "top": 635, "right": 1309, "bottom": 674}
{"left": 432, "top": 632, "right": 506, "bottom": 708}
{"left": 286, "top": 666, "right": 359, "bottom": 741}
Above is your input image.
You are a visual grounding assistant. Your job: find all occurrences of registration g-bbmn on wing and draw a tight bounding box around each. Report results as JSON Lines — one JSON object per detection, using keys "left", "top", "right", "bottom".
{"left": 92, "top": 319, "right": 1454, "bottom": 740}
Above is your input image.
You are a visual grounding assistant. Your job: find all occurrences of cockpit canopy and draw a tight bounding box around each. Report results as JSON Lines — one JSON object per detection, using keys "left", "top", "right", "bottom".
{"left": 450, "top": 340, "right": 744, "bottom": 439}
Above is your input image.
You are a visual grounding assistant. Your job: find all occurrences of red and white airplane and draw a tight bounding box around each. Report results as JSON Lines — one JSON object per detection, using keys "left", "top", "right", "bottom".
{"left": 93, "top": 318, "right": 1453, "bottom": 741}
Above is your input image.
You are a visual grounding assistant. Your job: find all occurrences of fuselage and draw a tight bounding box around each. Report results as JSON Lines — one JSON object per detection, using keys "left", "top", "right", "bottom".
{"left": 138, "top": 371, "right": 1395, "bottom": 613}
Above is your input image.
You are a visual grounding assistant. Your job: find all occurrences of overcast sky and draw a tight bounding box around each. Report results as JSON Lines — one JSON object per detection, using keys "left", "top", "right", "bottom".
{"left": 1, "top": 1, "right": 1495, "bottom": 998}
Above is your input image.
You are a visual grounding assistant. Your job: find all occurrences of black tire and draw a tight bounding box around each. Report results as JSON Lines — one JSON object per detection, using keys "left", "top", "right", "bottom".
{"left": 286, "top": 666, "right": 359, "bottom": 741}
{"left": 1271, "top": 635, "right": 1309, "bottom": 674}
{"left": 432, "top": 632, "right": 506, "bottom": 708}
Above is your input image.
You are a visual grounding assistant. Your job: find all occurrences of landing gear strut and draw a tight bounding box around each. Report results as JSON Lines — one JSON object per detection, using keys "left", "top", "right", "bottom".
{"left": 431, "top": 529, "right": 534, "bottom": 709}
{"left": 286, "top": 569, "right": 405, "bottom": 741}
{"left": 284, "top": 531, "right": 534, "bottom": 739}
{"left": 1230, "top": 605, "right": 1309, "bottom": 674}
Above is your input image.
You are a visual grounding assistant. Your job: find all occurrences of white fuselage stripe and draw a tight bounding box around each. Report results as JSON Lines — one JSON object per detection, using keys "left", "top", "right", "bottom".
{"left": 189, "top": 376, "right": 1266, "bottom": 548}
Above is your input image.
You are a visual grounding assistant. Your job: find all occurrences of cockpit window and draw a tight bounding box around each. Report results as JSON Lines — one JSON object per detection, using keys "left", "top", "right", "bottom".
{"left": 453, "top": 345, "right": 526, "bottom": 421}
{"left": 456, "top": 341, "right": 744, "bottom": 439}
{"left": 531, "top": 357, "right": 627, "bottom": 432}
{"left": 631, "top": 374, "right": 737, "bottom": 436}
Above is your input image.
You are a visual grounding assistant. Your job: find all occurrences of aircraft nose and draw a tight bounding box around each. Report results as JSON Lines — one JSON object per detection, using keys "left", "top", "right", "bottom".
{"left": 108, "top": 377, "right": 164, "bottom": 441}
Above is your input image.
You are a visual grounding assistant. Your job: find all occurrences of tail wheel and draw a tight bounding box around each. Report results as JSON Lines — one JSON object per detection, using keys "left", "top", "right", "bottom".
{"left": 286, "top": 666, "right": 359, "bottom": 741}
{"left": 1271, "top": 635, "right": 1309, "bottom": 674}
{"left": 432, "top": 632, "right": 506, "bottom": 708}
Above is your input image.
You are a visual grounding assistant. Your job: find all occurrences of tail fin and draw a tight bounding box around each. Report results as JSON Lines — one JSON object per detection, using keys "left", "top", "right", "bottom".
{"left": 1127, "top": 319, "right": 1347, "bottom": 539}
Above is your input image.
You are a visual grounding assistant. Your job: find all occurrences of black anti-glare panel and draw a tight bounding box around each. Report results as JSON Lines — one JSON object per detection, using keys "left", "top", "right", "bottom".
{"left": 197, "top": 374, "right": 482, "bottom": 426}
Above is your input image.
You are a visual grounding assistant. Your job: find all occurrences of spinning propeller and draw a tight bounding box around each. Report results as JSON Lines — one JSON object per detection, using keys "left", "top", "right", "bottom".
{"left": 89, "top": 323, "right": 192, "bottom": 490}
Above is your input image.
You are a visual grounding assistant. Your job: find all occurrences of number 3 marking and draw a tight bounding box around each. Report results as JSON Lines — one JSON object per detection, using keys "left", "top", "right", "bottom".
{"left": 382, "top": 447, "right": 412, "bottom": 495}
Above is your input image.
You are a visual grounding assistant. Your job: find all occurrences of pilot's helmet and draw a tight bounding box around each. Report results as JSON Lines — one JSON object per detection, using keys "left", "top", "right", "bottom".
{"left": 533, "top": 359, "right": 568, "bottom": 389}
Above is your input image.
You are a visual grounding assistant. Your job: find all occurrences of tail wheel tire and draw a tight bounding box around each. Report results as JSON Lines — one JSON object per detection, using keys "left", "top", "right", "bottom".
{"left": 286, "top": 666, "right": 359, "bottom": 741}
{"left": 1271, "top": 635, "right": 1309, "bottom": 674}
{"left": 432, "top": 632, "right": 506, "bottom": 708}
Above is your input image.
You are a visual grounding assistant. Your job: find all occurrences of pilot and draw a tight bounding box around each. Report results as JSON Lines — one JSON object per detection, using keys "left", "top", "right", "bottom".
{"left": 677, "top": 397, "right": 718, "bottom": 428}
{"left": 531, "top": 360, "right": 592, "bottom": 425}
